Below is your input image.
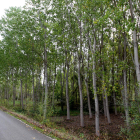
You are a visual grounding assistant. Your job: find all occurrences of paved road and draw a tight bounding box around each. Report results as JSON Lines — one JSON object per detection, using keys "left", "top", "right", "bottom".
{"left": 0, "top": 110, "right": 53, "bottom": 140}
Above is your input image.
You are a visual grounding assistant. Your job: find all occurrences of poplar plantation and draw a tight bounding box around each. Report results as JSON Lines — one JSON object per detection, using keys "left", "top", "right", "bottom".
{"left": 0, "top": 0, "right": 140, "bottom": 139}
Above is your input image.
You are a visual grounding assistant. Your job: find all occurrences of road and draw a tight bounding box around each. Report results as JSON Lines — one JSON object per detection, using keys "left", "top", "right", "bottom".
{"left": 0, "top": 110, "right": 53, "bottom": 140}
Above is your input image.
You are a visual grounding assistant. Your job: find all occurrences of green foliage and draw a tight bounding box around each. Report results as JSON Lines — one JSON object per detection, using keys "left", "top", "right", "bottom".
{"left": 43, "top": 118, "right": 56, "bottom": 128}
{"left": 46, "top": 106, "right": 57, "bottom": 117}
{"left": 79, "top": 133, "right": 85, "bottom": 139}
{"left": 120, "top": 100, "right": 140, "bottom": 139}
{"left": 0, "top": 0, "right": 140, "bottom": 138}
{"left": 13, "top": 105, "right": 25, "bottom": 113}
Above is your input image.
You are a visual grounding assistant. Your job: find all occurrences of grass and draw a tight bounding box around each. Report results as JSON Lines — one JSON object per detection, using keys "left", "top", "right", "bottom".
{"left": 6, "top": 111, "right": 60, "bottom": 140}
{"left": 0, "top": 100, "right": 81, "bottom": 140}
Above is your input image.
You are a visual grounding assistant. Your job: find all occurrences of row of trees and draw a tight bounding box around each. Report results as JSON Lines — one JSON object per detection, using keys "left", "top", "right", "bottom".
{"left": 0, "top": 0, "right": 140, "bottom": 136}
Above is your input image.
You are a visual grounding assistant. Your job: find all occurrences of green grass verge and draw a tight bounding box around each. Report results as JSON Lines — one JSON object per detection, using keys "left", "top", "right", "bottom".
{"left": 0, "top": 106, "right": 80, "bottom": 140}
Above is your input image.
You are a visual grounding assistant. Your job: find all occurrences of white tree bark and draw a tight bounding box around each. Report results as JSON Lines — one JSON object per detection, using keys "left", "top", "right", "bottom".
{"left": 32, "top": 71, "right": 35, "bottom": 110}
{"left": 124, "top": 69, "right": 129, "bottom": 128}
{"left": 129, "top": 0, "right": 140, "bottom": 94}
{"left": 112, "top": 35, "right": 117, "bottom": 115}
{"left": 85, "top": 48, "right": 92, "bottom": 119}
{"left": 78, "top": 59, "right": 84, "bottom": 127}
{"left": 66, "top": 51, "right": 70, "bottom": 120}
{"left": 12, "top": 69, "right": 15, "bottom": 107}
{"left": 43, "top": 31, "right": 48, "bottom": 120}
{"left": 52, "top": 63, "right": 56, "bottom": 109}
{"left": 102, "top": 66, "right": 111, "bottom": 124}
{"left": 77, "top": 16, "right": 84, "bottom": 127}
{"left": 124, "top": 34, "right": 130, "bottom": 128}
{"left": 93, "top": 32, "right": 100, "bottom": 136}
{"left": 104, "top": 85, "right": 111, "bottom": 124}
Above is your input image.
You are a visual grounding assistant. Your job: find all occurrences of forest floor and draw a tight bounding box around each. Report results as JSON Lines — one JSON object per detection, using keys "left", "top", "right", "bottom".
{"left": 0, "top": 106, "right": 127, "bottom": 140}
{"left": 51, "top": 114, "right": 127, "bottom": 140}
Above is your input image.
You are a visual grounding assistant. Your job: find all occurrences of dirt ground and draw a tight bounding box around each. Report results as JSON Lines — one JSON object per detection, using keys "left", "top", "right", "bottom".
{"left": 53, "top": 114, "right": 126, "bottom": 140}
{"left": 0, "top": 106, "right": 127, "bottom": 140}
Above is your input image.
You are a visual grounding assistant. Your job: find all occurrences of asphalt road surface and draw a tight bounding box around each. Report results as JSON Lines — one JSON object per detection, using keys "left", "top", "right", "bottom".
{"left": 0, "top": 110, "right": 54, "bottom": 140}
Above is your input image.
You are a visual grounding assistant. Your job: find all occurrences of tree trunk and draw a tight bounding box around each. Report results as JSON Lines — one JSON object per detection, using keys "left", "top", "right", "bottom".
{"left": 4, "top": 87, "right": 6, "bottom": 104}
{"left": 66, "top": 54, "right": 70, "bottom": 119}
{"left": 32, "top": 71, "right": 35, "bottom": 110}
{"left": 85, "top": 41, "right": 92, "bottom": 119}
{"left": 44, "top": 31, "right": 48, "bottom": 120}
{"left": 77, "top": 17, "right": 84, "bottom": 127}
{"left": 85, "top": 75, "right": 92, "bottom": 119}
{"left": 12, "top": 70, "right": 15, "bottom": 107}
{"left": 93, "top": 31, "right": 100, "bottom": 136}
{"left": 52, "top": 63, "right": 56, "bottom": 109}
{"left": 102, "top": 66, "right": 111, "bottom": 124}
{"left": 112, "top": 34, "right": 117, "bottom": 115}
{"left": 78, "top": 59, "right": 84, "bottom": 127}
{"left": 25, "top": 79, "right": 27, "bottom": 108}
{"left": 123, "top": 34, "right": 130, "bottom": 129}
{"left": 102, "top": 92, "right": 107, "bottom": 117}
{"left": 20, "top": 77, "right": 24, "bottom": 110}
{"left": 129, "top": 0, "right": 140, "bottom": 96}
{"left": 60, "top": 68, "right": 64, "bottom": 111}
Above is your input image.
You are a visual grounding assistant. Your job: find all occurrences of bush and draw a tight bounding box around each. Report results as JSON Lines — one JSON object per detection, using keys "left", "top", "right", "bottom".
{"left": 13, "top": 105, "right": 25, "bottom": 113}
{"left": 120, "top": 100, "right": 140, "bottom": 140}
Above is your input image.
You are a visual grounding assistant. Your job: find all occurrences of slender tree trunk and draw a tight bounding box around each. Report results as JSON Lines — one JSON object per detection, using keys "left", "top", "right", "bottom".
{"left": 20, "top": 77, "right": 23, "bottom": 110}
{"left": 112, "top": 34, "right": 117, "bottom": 115}
{"left": 134, "top": 72, "right": 138, "bottom": 100}
{"left": 93, "top": 31, "right": 100, "bottom": 136}
{"left": 52, "top": 63, "right": 56, "bottom": 108}
{"left": 123, "top": 34, "right": 130, "bottom": 129}
{"left": 85, "top": 49, "right": 92, "bottom": 119}
{"left": 117, "top": 30, "right": 125, "bottom": 113}
{"left": 78, "top": 59, "right": 84, "bottom": 127}
{"left": 4, "top": 87, "right": 6, "bottom": 105}
{"left": 13, "top": 81, "right": 16, "bottom": 107}
{"left": 42, "top": 70, "right": 45, "bottom": 104}
{"left": 129, "top": 67, "right": 131, "bottom": 95}
{"left": 73, "top": 66, "right": 75, "bottom": 103}
{"left": 44, "top": 31, "right": 48, "bottom": 120}
{"left": 38, "top": 69, "right": 42, "bottom": 102}
{"left": 113, "top": 86, "right": 117, "bottom": 115}
{"left": 100, "top": 26, "right": 107, "bottom": 117}
{"left": 32, "top": 71, "right": 35, "bottom": 110}
{"left": 102, "top": 66, "right": 111, "bottom": 124}
{"left": 60, "top": 68, "right": 64, "bottom": 111}
{"left": 6, "top": 72, "right": 9, "bottom": 106}
{"left": 66, "top": 53, "right": 70, "bottom": 119}
{"left": 38, "top": 13, "right": 48, "bottom": 117}
{"left": 86, "top": 41, "right": 92, "bottom": 119}
{"left": 12, "top": 70, "right": 15, "bottom": 107}
{"left": 129, "top": 0, "right": 140, "bottom": 96}
{"left": 25, "top": 78, "right": 27, "bottom": 108}
{"left": 102, "top": 92, "right": 107, "bottom": 117}
{"left": 105, "top": 89, "right": 111, "bottom": 124}
{"left": 85, "top": 75, "right": 92, "bottom": 118}
{"left": 77, "top": 18, "right": 84, "bottom": 127}
{"left": 124, "top": 68, "right": 129, "bottom": 128}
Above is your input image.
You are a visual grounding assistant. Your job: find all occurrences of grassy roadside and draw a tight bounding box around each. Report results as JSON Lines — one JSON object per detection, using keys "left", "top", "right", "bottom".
{"left": 0, "top": 106, "right": 81, "bottom": 140}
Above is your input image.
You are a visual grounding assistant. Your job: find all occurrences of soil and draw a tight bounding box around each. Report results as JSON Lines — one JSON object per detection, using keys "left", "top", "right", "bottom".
{"left": 0, "top": 106, "right": 127, "bottom": 140}
{"left": 53, "top": 114, "right": 127, "bottom": 140}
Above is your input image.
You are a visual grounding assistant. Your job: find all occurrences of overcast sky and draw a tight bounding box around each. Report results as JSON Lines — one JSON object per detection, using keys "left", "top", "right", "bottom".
{"left": 0, "top": 0, "right": 25, "bottom": 18}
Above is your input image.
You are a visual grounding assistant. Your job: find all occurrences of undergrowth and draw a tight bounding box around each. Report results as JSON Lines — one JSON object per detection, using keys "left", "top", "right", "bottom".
{"left": 120, "top": 100, "right": 140, "bottom": 140}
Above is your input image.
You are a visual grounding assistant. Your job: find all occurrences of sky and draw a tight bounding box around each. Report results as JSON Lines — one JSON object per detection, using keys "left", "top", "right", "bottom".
{"left": 0, "top": 0, "right": 26, "bottom": 18}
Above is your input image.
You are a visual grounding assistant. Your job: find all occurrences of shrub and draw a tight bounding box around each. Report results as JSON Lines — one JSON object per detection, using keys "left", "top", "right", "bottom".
{"left": 120, "top": 100, "right": 140, "bottom": 140}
